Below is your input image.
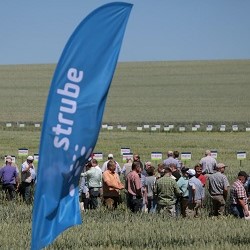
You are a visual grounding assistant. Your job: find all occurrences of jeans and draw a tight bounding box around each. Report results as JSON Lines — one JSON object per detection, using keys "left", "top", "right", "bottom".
{"left": 230, "top": 204, "right": 244, "bottom": 218}
{"left": 147, "top": 196, "right": 157, "bottom": 213}
{"left": 89, "top": 188, "right": 100, "bottom": 209}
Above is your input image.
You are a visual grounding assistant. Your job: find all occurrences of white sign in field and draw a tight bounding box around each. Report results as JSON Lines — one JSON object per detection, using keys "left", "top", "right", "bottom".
{"left": 93, "top": 152, "right": 103, "bottom": 161}
{"left": 210, "top": 150, "right": 218, "bottom": 159}
{"left": 120, "top": 147, "right": 130, "bottom": 155}
{"left": 181, "top": 152, "right": 192, "bottom": 161}
{"left": 18, "top": 148, "right": 28, "bottom": 157}
{"left": 151, "top": 152, "right": 162, "bottom": 161}
{"left": 237, "top": 151, "right": 246, "bottom": 160}
{"left": 122, "top": 153, "right": 133, "bottom": 162}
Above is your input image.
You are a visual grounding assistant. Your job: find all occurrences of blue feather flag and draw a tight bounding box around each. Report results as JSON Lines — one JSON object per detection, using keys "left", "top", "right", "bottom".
{"left": 31, "top": 2, "right": 132, "bottom": 249}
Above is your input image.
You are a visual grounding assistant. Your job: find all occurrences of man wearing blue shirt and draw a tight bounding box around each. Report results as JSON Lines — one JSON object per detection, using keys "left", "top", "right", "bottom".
{"left": 0, "top": 156, "right": 19, "bottom": 200}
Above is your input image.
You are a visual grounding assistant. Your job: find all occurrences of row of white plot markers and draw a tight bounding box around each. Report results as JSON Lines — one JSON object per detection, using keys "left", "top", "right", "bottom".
{"left": 3, "top": 123, "right": 250, "bottom": 132}
{"left": 102, "top": 124, "right": 250, "bottom": 132}
{"left": 3, "top": 149, "right": 247, "bottom": 164}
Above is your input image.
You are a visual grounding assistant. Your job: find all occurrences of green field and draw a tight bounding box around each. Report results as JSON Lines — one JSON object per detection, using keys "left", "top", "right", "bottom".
{"left": 0, "top": 60, "right": 250, "bottom": 249}
{"left": 0, "top": 60, "right": 250, "bottom": 124}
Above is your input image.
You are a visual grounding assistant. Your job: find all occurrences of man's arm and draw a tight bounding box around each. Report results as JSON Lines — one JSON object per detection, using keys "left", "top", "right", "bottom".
{"left": 103, "top": 172, "right": 123, "bottom": 190}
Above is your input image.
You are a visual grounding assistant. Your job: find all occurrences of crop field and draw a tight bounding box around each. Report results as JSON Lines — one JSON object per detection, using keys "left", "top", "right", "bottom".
{"left": 0, "top": 60, "right": 250, "bottom": 124}
{"left": 0, "top": 60, "right": 250, "bottom": 249}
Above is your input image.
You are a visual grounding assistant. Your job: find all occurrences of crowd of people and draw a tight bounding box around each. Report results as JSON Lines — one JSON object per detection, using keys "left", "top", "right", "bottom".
{"left": 79, "top": 150, "right": 250, "bottom": 219}
{"left": 0, "top": 155, "right": 36, "bottom": 204}
{"left": 1, "top": 150, "right": 249, "bottom": 219}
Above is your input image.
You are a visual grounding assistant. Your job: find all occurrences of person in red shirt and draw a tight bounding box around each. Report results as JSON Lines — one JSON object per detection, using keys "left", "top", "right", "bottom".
{"left": 125, "top": 161, "right": 142, "bottom": 212}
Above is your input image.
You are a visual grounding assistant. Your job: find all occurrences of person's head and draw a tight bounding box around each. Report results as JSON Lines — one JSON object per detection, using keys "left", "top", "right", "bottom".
{"left": 157, "top": 163, "right": 165, "bottom": 173}
{"left": 237, "top": 171, "right": 249, "bottom": 184}
{"left": 108, "top": 154, "right": 113, "bottom": 160}
{"left": 205, "top": 150, "right": 211, "bottom": 156}
{"left": 132, "top": 161, "right": 141, "bottom": 173}
{"left": 186, "top": 169, "right": 196, "bottom": 178}
{"left": 146, "top": 166, "right": 155, "bottom": 176}
{"left": 145, "top": 161, "right": 152, "bottom": 170}
{"left": 5, "top": 155, "right": 12, "bottom": 165}
{"left": 167, "top": 151, "right": 173, "bottom": 157}
{"left": 194, "top": 164, "right": 202, "bottom": 176}
{"left": 91, "top": 158, "right": 98, "bottom": 167}
{"left": 107, "top": 160, "right": 116, "bottom": 173}
{"left": 126, "top": 158, "right": 132, "bottom": 163}
{"left": 216, "top": 163, "right": 227, "bottom": 173}
{"left": 133, "top": 154, "right": 140, "bottom": 162}
{"left": 169, "top": 163, "right": 177, "bottom": 172}
{"left": 181, "top": 167, "right": 189, "bottom": 177}
{"left": 173, "top": 150, "right": 179, "bottom": 159}
{"left": 164, "top": 165, "right": 172, "bottom": 176}
{"left": 27, "top": 155, "right": 34, "bottom": 164}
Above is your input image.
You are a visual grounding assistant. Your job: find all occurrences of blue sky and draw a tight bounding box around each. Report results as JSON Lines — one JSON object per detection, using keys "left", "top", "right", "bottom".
{"left": 0, "top": 0, "right": 250, "bottom": 65}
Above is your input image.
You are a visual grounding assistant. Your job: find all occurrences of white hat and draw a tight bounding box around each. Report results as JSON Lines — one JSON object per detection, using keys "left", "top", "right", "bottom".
{"left": 187, "top": 169, "right": 196, "bottom": 176}
{"left": 27, "top": 155, "right": 34, "bottom": 161}
{"left": 108, "top": 154, "right": 113, "bottom": 159}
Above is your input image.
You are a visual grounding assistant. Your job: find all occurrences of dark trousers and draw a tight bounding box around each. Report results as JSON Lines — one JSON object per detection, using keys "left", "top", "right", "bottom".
{"left": 79, "top": 193, "right": 90, "bottom": 210}
{"left": 127, "top": 194, "right": 142, "bottom": 213}
{"left": 2, "top": 184, "right": 16, "bottom": 201}
{"left": 89, "top": 188, "right": 100, "bottom": 209}
{"left": 230, "top": 204, "right": 244, "bottom": 218}
{"left": 20, "top": 182, "right": 32, "bottom": 204}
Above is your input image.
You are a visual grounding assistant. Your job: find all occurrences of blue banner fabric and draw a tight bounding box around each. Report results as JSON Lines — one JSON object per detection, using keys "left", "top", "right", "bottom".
{"left": 31, "top": 2, "right": 132, "bottom": 249}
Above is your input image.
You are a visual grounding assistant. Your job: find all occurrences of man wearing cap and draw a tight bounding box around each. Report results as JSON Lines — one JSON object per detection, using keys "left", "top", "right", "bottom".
{"left": 0, "top": 156, "right": 19, "bottom": 200}
{"left": 101, "top": 154, "right": 121, "bottom": 175}
{"left": 199, "top": 150, "right": 217, "bottom": 174}
{"left": 21, "top": 155, "right": 36, "bottom": 204}
{"left": 186, "top": 169, "right": 204, "bottom": 218}
{"left": 207, "top": 163, "right": 230, "bottom": 216}
{"left": 230, "top": 171, "right": 249, "bottom": 218}
{"left": 155, "top": 166, "right": 181, "bottom": 216}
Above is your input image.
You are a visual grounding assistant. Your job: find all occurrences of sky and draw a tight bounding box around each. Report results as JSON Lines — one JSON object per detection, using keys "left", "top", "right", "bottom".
{"left": 0, "top": 0, "right": 250, "bottom": 65}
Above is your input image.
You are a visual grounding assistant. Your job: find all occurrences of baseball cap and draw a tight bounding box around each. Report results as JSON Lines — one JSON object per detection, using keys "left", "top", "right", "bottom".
{"left": 27, "top": 155, "right": 34, "bottom": 161}
{"left": 108, "top": 154, "right": 113, "bottom": 159}
{"left": 6, "top": 155, "right": 12, "bottom": 163}
{"left": 216, "top": 163, "right": 227, "bottom": 169}
{"left": 167, "top": 150, "right": 173, "bottom": 156}
{"left": 187, "top": 169, "right": 196, "bottom": 176}
{"left": 238, "top": 171, "right": 249, "bottom": 178}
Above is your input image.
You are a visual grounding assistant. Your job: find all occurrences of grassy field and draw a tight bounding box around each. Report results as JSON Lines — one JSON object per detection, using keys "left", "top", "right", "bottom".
{"left": 0, "top": 60, "right": 250, "bottom": 249}
{"left": 0, "top": 60, "right": 250, "bottom": 124}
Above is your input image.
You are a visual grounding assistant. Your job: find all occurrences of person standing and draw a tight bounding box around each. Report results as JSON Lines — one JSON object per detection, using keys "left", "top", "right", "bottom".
{"left": 230, "top": 171, "right": 249, "bottom": 218}
{"left": 207, "top": 163, "right": 230, "bottom": 216}
{"left": 125, "top": 161, "right": 143, "bottom": 212}
{"left": 0, "top": 156, "right": 19, "bottom": 200}
{"left": 186, "top": 169, "right": 204, "bottom": 218}
{"left": 102, "top": 154, "right": 121, "bottom": 175}
{"left": 121, "top": 158, "right": 133, "bottom": 180}
{"left": 102, "top": 160, "right": 124, "bottom": 209}
{"left": 145, "top": 166, "right": 157, "bottom": 213}
{"left": 177, "top": 167, "right": 190, "bottom": 217}
{"left": 81, "top": 159, "right": 102, "bottom": 209}
{"left": 21, "top": 155, "right": 36, "bottom": 204}
{"left": 163, "top": 151, "right": 181, "bottom": 169}
{"left": 155, "top": 166, "right": 181, "bottom": 216}
{"left": 199, "top": 150, "right": 217, "bottom": 174}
